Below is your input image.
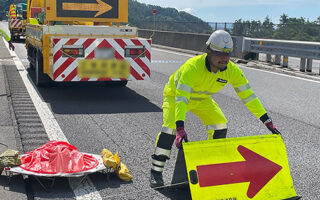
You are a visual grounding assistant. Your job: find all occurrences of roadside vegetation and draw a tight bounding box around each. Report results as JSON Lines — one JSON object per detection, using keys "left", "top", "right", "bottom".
{"left": 232, "top": 15, "right": 320, "bottom": 41}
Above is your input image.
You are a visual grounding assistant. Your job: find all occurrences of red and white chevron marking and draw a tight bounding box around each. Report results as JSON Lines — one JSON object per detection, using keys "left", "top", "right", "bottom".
{"left": 10, "top": 19, "right": 22, "bottom": 28}
{"left": 52, "top": 38, "right": 151, "bottom": 82}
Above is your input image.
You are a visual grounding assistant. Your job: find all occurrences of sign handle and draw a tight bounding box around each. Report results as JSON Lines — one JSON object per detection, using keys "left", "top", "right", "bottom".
{"left": 189, "top": 170, "right": 198, "bottom": 184}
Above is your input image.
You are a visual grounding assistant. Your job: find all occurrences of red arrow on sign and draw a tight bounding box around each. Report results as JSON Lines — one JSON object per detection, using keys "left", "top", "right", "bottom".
{"left": 196, "top": 145, "right": 282, "bottom": 198}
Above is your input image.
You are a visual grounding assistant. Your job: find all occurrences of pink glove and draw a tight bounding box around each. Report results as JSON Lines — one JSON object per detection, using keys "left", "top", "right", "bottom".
{"left": 8, "top": 41, "right": 15, "bottom": 51}
{"left": 265, "top": 120, "right": 281, "bottom": 134}
{"left": 175, "top": 127, "right": 188, "bottom": 149}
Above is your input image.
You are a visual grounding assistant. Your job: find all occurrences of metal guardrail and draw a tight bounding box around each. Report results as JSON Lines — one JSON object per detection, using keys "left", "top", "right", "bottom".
{"left": 242, "top": 37, "right": 320, "bottom": 73}
{"left": 138, "top": 29, "right": 320, "bottom": 74}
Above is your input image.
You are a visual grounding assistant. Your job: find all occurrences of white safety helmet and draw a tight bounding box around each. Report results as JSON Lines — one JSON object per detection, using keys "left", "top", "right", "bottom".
{"left": 206, "top": 30, "right": 233, "bottom": 53}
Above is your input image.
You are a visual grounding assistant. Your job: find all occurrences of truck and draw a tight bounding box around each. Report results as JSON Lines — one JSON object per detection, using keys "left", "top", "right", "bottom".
{"left": 8, "top": 3, "right": 27, "bottom": 41}
{"left": 25, "top": 0, "right": 151, "bottom": 86}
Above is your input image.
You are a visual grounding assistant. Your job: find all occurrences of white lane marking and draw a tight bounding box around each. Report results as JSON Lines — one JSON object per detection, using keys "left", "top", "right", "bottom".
{"left": 153, "top": 47, "right": 195, "bottom": 57}
{"left": 239, "top": 64, "right": 320, "bottom": 83}
{"left": 153, "top": 47, "right": 320, "bottom": 84}
{"left": 2, "top": 38, "right": 103, "bottom": 200}
{"left": 152, "top": 60, "right": 184, "bottom": 64}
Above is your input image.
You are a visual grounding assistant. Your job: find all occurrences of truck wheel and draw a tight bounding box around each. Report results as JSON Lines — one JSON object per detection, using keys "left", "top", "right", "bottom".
{"left": 29, "top": 62, "right": 35, "bottom": 71}
{"left": 28, "top": 47, "right": 35, "bottom": 70}
{"left": 10, "top": 35, "right": 15, "bottom": 42}
{"left": 35, "top": 51, "right": 50, "bottom": 86}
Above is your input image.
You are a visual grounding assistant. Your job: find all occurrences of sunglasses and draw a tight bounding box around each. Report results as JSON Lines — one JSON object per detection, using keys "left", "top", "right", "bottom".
{"left": 210, "top": 50, "right": 231, "bottom": 57}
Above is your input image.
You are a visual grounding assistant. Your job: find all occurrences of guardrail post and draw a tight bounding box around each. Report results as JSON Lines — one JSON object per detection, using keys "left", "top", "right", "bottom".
{"left": 300, "top": 58, "right": 306, "bottom": 72}
{"left": 266, "top": 54, "right": 271, "bottom": 62}
{"left": 282, "top": 56, "right": 288, "bottom": 68}
{"left": 306, "top": 59, "right": 313, "bottom": 72}
{"left": 275, "top": 55, "right": 281, "bottom": 65}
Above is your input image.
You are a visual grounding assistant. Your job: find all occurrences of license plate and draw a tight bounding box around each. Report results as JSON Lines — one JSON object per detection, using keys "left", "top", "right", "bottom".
{"left": 95, "top": 48, "right": 114, "bottom": 59}
{"left": 78, "top": 59, "right": 130, "bottom": 79}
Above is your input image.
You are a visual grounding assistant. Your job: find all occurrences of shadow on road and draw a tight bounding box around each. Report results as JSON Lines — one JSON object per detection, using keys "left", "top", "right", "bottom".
{"left": 156, "top": 185, "right": 192, "bottom": 200}
{"left": 26, "top": 68, "right": 162, "bottom": 115}
{"left": 0, "top": 175, "right": 27, "bottom": 196}
{"left": 90, "top": 171, "right": 191, "bottom": 199}
{"left": 12, "top": 38, "right": 26, "bottom": 44}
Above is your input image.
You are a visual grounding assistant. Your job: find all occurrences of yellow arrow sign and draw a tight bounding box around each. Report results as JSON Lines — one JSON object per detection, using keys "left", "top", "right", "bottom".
{"left": 183, "top": 135, "right": 298, "bottom": 200}
{"left": 62, "top": 0, "right": 112, "bottom": 17}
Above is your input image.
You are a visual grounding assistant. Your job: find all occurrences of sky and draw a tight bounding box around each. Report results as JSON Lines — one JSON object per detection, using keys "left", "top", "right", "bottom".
{"left": 136, "top": 0, "right": 320, "bottom": 24}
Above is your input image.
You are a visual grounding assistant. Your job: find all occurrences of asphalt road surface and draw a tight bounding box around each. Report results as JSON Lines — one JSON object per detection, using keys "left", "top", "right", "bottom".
{"left": 1, "top": 21, "right": 319, "bottom": 199}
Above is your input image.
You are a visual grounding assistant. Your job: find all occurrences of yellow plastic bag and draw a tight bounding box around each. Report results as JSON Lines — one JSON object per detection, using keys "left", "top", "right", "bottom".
{"left": 0, "top": 160, "right": 4, "bottom": 175}
{"left": 101, "top": 149, "right": 132, "bottom": 182}
{"left": 115, "top": 162, "right": 133, "bottom": 182}
{"left": 0, "top": 149, "right": 21, "bottom": 174}
{"left": 101, "top": 149, "right": 120, "bottom": 170}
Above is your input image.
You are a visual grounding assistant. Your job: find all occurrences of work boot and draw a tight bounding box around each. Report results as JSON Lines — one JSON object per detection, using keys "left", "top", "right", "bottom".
{"left": 149, "top": 169, "right": 164, "bottom": 188}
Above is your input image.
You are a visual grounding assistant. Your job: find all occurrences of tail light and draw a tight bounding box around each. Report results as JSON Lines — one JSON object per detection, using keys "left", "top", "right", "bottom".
{"left": 125, "top": 46, "right": 145, "bottom": 58}
{"left": 62, "top": 45, "right": 84, "bottom": 57}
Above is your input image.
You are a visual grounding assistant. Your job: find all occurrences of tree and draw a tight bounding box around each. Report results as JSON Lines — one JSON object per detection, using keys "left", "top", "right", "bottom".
{"left": 261, "top": 16, "right": 274, "bottom": 38}
{"left": 233, "top": 14, "right": 320, "bottom": 41}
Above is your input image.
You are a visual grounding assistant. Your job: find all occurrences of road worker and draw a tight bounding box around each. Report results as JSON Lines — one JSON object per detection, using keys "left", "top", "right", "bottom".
{"left": 0, "top": 29, "right": 15, "bottom": 51}
{"left": 149, "top": 30, "right": 281, "bottom": 188}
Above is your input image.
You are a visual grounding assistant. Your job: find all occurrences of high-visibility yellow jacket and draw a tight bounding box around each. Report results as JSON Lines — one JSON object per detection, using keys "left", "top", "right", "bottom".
{"left": 164, "top": 53, "right": 266, "bottom": 122}
{"left": 0, "top": 29, "right": 11, "bottom": 42}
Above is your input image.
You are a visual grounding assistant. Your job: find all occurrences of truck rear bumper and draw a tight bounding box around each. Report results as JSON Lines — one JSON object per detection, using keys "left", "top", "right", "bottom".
{"left": 51, "top": 37, "right": 151, "bottom": 82}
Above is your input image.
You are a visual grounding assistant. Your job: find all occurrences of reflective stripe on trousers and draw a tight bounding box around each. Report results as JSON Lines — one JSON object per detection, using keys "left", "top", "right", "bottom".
{"left": 152, "top": 126, "right": 176, "bottom": 172}
{"left": 151, "top": 159, "right": 166, "bottom": 172}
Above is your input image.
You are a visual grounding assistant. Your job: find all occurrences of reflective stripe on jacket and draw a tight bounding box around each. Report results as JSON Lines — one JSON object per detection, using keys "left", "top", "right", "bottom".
{"left": 164, "top": 53, "right": 266, "bottom": 121}
{"left": 0, "top": 29, "right": 11, "bottom": 42}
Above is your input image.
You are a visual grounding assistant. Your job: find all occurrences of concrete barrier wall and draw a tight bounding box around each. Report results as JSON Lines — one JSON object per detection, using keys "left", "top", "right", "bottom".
{"left": 137, "top": 29, "right": 244, "bottom": 58}
{"left": 137, "top": 29, "right": 209, "bottom": 52}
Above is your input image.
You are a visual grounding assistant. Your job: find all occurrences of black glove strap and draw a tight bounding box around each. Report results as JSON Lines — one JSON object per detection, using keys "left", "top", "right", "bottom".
{"left": 259, "top": 113, "right": 270, "bottom": 124}
{"left": 176, "top": 120, "right": 184, "bottom": 128}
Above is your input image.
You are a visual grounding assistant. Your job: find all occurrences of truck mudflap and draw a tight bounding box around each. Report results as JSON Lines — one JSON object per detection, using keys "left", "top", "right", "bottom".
{"left": 52, "top": 38, "right": 151, "bottom": 82}
{"left": 9, "top": 19, "right": 23, "bottom": 29}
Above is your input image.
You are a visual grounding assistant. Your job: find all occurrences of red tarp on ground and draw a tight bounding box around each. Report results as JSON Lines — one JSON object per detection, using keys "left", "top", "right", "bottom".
{"left": 19, "top": 141, "right": 99, "bottom": 174}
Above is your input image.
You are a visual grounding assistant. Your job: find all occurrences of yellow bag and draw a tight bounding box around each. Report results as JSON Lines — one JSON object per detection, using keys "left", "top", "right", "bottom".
{"left": 101, "top": 149, "right": 120, "bottom": 170}
{"left": 115, "top": 162, "right": 133, "bottom": 182}
{"left": 0, "top": 149, "right": 21, "bottom": 174}
{"left": 0, "top": 160, "right": 4, "bottom": 175}
{"left": 101, "top": 149, "right": 132, "bottom": 182}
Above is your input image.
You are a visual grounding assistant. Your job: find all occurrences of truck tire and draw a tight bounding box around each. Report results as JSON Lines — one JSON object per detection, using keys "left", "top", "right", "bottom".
{"left": 35, "top": 51, "right": 50, "bottom": 86}
{"left": 29, "top": 62, "right": 35, "bottom": 71}
{"left": 10, "top": 34, "right": 15, "bottom": 42}
{"left": 28, "top": 46, "right": 35, "bottom": 70}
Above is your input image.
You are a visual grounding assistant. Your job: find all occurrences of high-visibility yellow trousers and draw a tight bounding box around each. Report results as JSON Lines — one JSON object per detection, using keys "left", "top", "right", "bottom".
{"left": 151, "top": 95, "right": 228, "bottom": 172}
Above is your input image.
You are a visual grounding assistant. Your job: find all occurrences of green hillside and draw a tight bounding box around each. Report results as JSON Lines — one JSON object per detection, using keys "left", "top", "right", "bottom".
{"left": 128, "top": 0, "right": 212, "bottom": 33}
{"left": 0, "top": 0, "right": 212, "bottom": 33}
